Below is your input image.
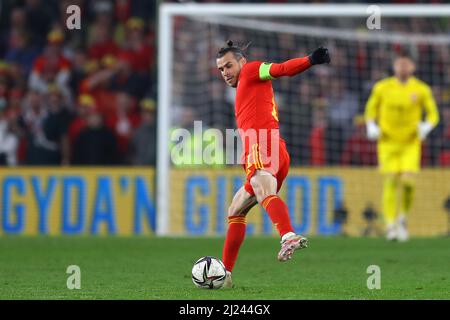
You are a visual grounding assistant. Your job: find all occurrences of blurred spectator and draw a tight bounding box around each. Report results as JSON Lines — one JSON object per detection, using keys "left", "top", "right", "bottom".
{"left": 4, "top": 29, "right": 40, "bottom": 76}
{"left": 44, "top": 85, "right": 74, "bottom": 164}
{"left": 73, "top": 106, "right": 118, "bottom": 165}
{"left": 6, "top": 61, "right": 27, "bottom": 89}
{"left": 19, "top": 86, "right": 72, "bottom": 165}
{"left": 18, "top": 90, "right": 45, "bottom": 164}
{"left": 3, "top": 87, "right": 24, "bottom": 160}
{"left": 9, "top": 7, "right": 28, "bottom": 31}
{"left": 22, "top": 85, "right": 72, "bottom": 165}
{"left": 1, "top": 7, "right": 28, "bottom": 58}
{"left": 6, "top": 87, "right": 24, "bottom": 123}
{"left": 106, "top": 91, "right": 140, "bottom": 162}
{"left": 109, "top": 57, "right": 149, "bottom": 98}
{"left": 78, "top": 54, "right": 119, "bottom": 113}
{"left": 118, "top": 17, "right": 153, "bottom": 74}
{"left": 86, "top": 0, "right": 116, "bottom": 44}
{"left": 0, "top": 97, "right": 19, "bottom": 166}
{"left": 68, "top": 94, "right": 96, "bottom": 146}
{"left": 28, "top": 29, "right": 72, "bottom": 103}
{"left": 69, "top": 49, "right": 90, "bottom": 95}
{"left": 130, "top": 98, "right": 157, "bottom": 166}
{"left": 116, "top": 0, "right": 132, "bottom": 24}
{"left": 88, "top": 19, "right": 119, "bottom": 60}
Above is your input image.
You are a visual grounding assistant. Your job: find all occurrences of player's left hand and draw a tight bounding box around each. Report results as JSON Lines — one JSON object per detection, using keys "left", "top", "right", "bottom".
{"left": 418, "top": 121, "right": 433, "bottom": 140}
{"left": 309, "top": 47, "right": 331, "bottom": 65}
{"left": 366, "top": 120, "right": 380, "bottom": 141}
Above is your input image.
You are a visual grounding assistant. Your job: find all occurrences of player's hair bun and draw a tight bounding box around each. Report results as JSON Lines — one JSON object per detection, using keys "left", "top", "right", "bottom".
{"left": 216, "top": 40, "right": 250, "bottom": 59}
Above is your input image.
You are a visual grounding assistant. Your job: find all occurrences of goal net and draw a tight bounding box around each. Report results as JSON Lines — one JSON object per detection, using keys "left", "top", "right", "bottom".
{"left": 157, "top": 4, "right": 450, "bottom": 237}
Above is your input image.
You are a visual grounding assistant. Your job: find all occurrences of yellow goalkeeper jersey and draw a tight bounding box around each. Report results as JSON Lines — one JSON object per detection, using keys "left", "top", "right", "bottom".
{"left": 364, "top": 76, "right": 439, "bottom": 143}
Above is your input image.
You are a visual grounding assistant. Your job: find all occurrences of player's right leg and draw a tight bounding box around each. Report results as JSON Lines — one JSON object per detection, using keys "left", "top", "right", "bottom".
{"left": 379, "top": 142, "right": 401, "bottom": 240}
{"left": 249, "top": 170, "right": 308, "bottom": 262}
{"left": 222, "top": 186, "right": 257, "bottom": 288}
{"left": 382, "top": 173, "right": 400, "bottom": 240}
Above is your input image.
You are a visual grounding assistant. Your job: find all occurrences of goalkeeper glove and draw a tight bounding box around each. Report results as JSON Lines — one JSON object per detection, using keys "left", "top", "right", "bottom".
{"left": 366, "top": 120, "right": 380, "bottom": 141}
{"left": 308, "top": 47, "right": 330, "bottom": 65}
{"left": 418, "top": 121, "right": 433, "bottom": 140}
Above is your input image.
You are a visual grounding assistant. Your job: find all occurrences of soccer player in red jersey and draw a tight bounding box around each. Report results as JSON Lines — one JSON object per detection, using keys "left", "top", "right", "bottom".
{"left": 216, "top": 41, "right": 330, "bottom": 288}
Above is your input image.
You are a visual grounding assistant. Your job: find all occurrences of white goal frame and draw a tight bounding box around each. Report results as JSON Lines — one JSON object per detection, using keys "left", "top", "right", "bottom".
{"left": 157, "top": 3, "right": 450, "bottom": 235}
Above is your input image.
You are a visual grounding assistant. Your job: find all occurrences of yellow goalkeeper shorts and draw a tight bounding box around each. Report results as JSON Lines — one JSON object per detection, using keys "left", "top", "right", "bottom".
{"left": 377, "top": 140, "right": 421, "bottom": 174}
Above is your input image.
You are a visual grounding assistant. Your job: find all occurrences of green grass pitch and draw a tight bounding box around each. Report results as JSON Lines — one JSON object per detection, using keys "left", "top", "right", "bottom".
{"left": 0, "top": 236, "right": 449, "bottom": 299}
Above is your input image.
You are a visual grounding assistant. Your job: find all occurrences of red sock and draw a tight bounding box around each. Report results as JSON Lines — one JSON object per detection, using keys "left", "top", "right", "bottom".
{"left": 261, "top": 195, "right": 294, "bottom": 237}
{"left": 222, "top": 216, "right": 246, "bottom": 272}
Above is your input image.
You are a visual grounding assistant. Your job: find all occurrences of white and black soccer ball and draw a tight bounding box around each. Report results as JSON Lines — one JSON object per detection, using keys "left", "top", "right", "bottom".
{"left": 191, "top": 256, "right": 226, "bottom": 289}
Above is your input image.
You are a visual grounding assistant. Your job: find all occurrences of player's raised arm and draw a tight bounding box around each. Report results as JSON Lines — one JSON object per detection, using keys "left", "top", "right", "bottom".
{"left": 260, "top": 47, "right": 330, "bottom": 80}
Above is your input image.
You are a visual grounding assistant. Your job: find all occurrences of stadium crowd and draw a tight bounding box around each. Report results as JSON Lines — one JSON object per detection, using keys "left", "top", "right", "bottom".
{"left": 0, "top": 0, "right": 157, "bottom": 166}
{"left": 0, "top": 0, "right": 449, "bottom": 167}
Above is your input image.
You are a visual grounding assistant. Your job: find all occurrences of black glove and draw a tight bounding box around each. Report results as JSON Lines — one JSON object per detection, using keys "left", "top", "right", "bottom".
{"left": 308, "top": 47, "right": 330, "bottom": 65}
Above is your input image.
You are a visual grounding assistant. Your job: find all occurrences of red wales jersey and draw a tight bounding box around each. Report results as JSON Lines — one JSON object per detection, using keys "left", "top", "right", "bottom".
{"left": 233, "top": 57, "right": 311, "bottom": 194}
{"left": 235, "top": 61, "right": 280, "bottom": 132}
{"left": 235, "top": 58, "right": 311, "bottom": 152}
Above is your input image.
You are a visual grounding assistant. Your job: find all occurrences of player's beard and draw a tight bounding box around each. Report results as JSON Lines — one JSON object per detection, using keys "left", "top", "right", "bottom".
{"left": 230, "top": 70, "right": 241, "bottom": 88}
{"left": 225, "top": 77, "right": 238, "bottom": 88}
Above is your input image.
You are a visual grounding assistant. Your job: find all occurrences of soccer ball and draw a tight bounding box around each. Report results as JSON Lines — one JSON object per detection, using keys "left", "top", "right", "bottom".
{"left": 191, "top": 256, "right": 226, "bottom": 289}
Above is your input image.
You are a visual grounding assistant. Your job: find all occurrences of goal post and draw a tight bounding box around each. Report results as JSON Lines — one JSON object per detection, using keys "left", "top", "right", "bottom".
{"left": 157, "top": 3, "right": 450, "bottom": 236}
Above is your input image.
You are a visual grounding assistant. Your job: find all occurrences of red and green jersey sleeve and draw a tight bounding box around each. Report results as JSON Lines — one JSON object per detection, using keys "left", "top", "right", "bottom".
{"left": 259, "top": 57, "right": 311, "bottom": 80}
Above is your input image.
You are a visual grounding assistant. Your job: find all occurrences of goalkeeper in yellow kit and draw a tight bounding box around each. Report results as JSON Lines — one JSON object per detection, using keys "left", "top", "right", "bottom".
{"left": 364, "top": 55, "right": 439, "bottom": 241}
